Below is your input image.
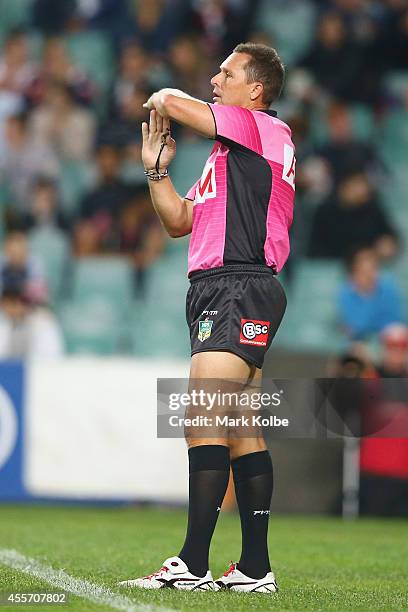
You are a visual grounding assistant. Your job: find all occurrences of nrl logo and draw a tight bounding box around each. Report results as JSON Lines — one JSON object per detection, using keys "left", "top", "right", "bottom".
{"left": 198, "top": 319, "right": 213, "bottom": 342}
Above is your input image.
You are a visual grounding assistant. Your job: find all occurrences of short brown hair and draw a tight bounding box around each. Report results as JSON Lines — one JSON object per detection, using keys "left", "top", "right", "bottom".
{"left": 233, "top": 42, "right": 284, "bottom": 106}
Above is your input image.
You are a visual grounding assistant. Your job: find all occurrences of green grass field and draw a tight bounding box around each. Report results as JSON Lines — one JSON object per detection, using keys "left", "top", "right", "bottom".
{"left": 0, "top": 505, "right": 407, "bottom": 611}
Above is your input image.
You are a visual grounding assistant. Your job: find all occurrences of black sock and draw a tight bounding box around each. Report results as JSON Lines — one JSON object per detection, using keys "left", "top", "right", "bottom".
{"left": 179, "top": 445, "right": 230, "bottom": 577}
{"left": 232, "top": 450, "right": 273, "bottom": 579}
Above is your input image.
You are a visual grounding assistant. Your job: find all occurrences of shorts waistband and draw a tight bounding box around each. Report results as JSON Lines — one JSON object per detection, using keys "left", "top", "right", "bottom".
{"left": 189, "top": 264, "right": 276, "bottom": 283}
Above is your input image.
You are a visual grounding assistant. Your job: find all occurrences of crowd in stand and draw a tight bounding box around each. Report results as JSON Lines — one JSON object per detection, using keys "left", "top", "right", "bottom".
{"left": 0, "top": 0, "right": 407, "bottom": 360}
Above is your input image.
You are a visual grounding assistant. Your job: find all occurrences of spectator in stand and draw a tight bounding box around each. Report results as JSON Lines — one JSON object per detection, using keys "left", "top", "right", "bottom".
{"left": 377, "top": 323, "right": 408, "bottom": 378}
{"left": 190, "top": 0, "right": 258, "bottom": 58}
{"left": 74, "top": 143, "right": 130, "bottom": 255}
{"left": 316, "top": 102, "right": 383, "bottom": 189}
{"left": 168, "top": 35, "right": 211, "bottom": 101}
{"left": 118, "top": 185, "right": 166, "bottom": 295}
{"left": 28, "top": 37, "right": 96, "bottom": 108}
{"left": 127, "top": 0, "right": 183, "bottom": 54}
{"left": 338, "top": 248, "right": 404, "bottom": 341}
{"left": 103, "top": 85, "right": 150, "bottom": 149}
{"left": 308, "top": 172, "right": 399, "bottom": 261}
{"left": 0, "top": 29, "right": 33, "bottom": 160}
{"left": 75, "top": 0, "right": 131, "bottom": 42}
{"left": 29, "top": 81, "right": 96, "bottom": 161}
{"left": 19, "top": 176, "right": 68, "bottom": 233}
{"left": 376, "top": 1, "right": 408, "bottom": 70}
{"left": 0, "top": 286, "right": 64, "bottom": 358}
{"left": 0, "top": 112, "right": 58, "bottom": 212}
{"left": 110, "top": 42, "right": 152, "bottom": 120}
{"left": 359, "top": 323, "right": 408, "bottom": 516}
{"left": 0, "top": 231, "right": 48, "bottom": 305}
{"left": 32, "top": 0, "right": 76, "bottom": 35}
{"left": 0, "top": 29, "right": 38, "bottom": 97}
{"left": 299, "top": 12, "right": 366, "bottom": 102}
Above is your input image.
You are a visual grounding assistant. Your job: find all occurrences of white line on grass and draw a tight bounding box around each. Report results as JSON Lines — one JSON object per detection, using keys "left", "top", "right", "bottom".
{"left": 0, "top": 548, "right": 173, "bottom": 612}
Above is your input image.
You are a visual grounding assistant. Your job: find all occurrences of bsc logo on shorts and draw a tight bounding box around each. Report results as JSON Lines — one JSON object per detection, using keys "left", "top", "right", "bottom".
{"left": 240, "top": 319, "right": 270, "bottom": 347}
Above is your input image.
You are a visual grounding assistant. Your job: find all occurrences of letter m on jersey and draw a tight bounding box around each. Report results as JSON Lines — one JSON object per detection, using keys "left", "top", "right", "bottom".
{"left": 195, "top": 161, "right": 217, "bottom": 204}
{"left": 282, "top": 144, "right": 296, "bottom": 190}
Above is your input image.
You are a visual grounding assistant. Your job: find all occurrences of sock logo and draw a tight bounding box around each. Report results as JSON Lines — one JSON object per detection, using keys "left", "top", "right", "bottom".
{"left": 253, "top": 510, "right": 270, "bottom": 516}
{"left": 240, "top": 320, "right": 270, "bottom": 346}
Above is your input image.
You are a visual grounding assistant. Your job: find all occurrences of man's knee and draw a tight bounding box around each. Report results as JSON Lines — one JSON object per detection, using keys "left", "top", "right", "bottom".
{"left": 228, "top": 437, "right": 267, "bottom": 460}
{"left": 185, "top": 437, "right": 229, "bottom": 449}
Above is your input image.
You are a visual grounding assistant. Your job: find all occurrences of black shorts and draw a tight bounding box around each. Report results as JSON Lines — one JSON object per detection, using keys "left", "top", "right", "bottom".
{"left": 186, "top": 264, "right": 287, "bottom": 369}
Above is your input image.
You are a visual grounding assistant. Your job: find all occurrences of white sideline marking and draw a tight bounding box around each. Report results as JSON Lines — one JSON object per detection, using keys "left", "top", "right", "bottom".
{"left": 0, "top": 548, "right": 172, "bottom": 612}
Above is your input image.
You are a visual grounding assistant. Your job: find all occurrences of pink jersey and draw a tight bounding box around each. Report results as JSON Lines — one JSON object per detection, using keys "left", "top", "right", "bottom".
{"left": 185, "top": 104, "right": 295, "bottom": 275}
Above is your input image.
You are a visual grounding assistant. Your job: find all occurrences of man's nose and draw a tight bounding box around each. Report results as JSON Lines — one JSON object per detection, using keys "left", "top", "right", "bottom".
{"left": 211, "top": 72, "right": 220, "bottom": 86}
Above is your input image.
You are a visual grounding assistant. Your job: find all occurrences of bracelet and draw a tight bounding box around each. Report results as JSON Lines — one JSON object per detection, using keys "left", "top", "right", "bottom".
{"left": 144, "top": 168, "right": 169, "bottom": 181}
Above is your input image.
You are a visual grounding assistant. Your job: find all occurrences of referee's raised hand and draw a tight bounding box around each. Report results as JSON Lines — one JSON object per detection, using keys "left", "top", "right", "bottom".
{"left": 141, "top": 110, "right": 176, "bottom": 171}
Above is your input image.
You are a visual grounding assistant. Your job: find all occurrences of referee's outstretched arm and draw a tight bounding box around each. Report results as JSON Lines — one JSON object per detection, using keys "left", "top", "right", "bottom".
{"left": 143, "top": 87, "right": 216, "bottom": 138}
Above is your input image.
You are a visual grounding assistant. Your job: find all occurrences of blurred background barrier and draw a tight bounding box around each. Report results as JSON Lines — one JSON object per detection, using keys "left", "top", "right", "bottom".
{"left": 1, "top": 358, "right": 190, "bottom": 503}
{"left": 0, "top": 358, "right": 351, "bottom": 514}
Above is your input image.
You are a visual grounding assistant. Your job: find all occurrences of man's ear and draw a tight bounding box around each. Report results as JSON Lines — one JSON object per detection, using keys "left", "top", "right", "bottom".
{"left": 250, "top": 82, "right": 264, "bottom": 102}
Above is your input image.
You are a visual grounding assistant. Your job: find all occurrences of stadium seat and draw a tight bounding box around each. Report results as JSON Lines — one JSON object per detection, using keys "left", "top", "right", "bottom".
{"left": 253, "top": 0, "right": 316, "bottom": 65}
{"left": 64, "top": 31, "right": 114, "bottom": 93}
{"left": 291, "top": 259, "right": 345, "bottom": 300}
{"left": 0, "top": 0, "right": 33, "bottom": 38}
{"left": 28, "top": 226, "right": 70, "bottom": 304}
{"left": 350, "top": 105, "right": 375, "bottom": 141}
{"left": 274, "top": 259, "right": 346, "bottom": 353}
{"left": 70, "top": 257, "right": 134, "bottom": 317}
{"left": 58, "top": 160, "right": 94, "bottom": 219}
{"left": 390, "top": 255, "right": 408, "bottom": 316}
{"left": 170, "top": 139, "right": 213, "bottom": 198}
{"left": 0, "top": 182, "right": 10, "bottom": 247}
{"left": 384, "top": 71, "right": 408, "bottom": 100}
{"left": 144, "top": 250, "right": 189, "bottom": 304}
{"left": 130, "top": 250, "right": 190, "bottom": 357}
{"left": 165, "top": 234, "right": 190, "bottom": 255}
{"left": 59, "top": 298, "right": 125, "bottom": 355}
{"left": 380, "top": 110, "right": 408, "bottom": 166}
{"left": 130, "top": 302, "right": 189, "bottom": 358}
{"left": 310, "top": 104, "right": 375, "bottom": 146}
{"left": 381, "top": 167, "right": 408, "bottom": 215}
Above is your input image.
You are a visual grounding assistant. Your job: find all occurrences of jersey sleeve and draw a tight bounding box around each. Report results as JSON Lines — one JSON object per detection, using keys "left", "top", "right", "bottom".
{"left": 207, "top": 103, "right": 263, "bottom": 154}
{"left": 185, "top": 179, "right": 199, "bottom": 201}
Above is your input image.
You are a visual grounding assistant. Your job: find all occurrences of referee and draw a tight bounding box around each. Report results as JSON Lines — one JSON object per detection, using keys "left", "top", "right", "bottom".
{"left": 120, "top": 43, "right": 295, "bottom": 593}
